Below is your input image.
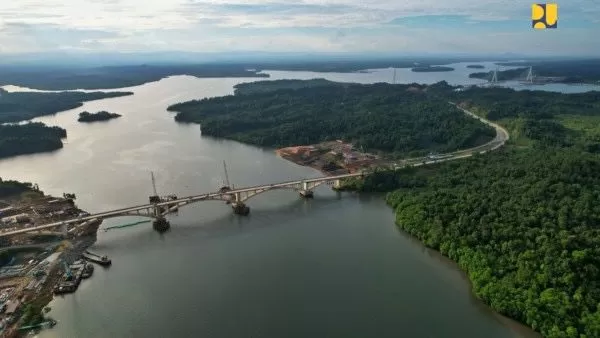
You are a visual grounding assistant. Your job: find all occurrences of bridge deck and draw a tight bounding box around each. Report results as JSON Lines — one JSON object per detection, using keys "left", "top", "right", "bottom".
{"left": 0, "top": 173, "right": 362, "bottom": 237}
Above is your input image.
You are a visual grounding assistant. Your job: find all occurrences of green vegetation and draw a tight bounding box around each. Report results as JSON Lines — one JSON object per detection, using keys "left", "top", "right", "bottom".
{"left": 0, "top": 88, "right": 131, "bottom": 123}
{"left": 168, "top": 80, "right": 495, "bottom": 156}
{"left": 467, "top": 65, "right": 485, "bottom": 69}
{"left": 0, "top": 123, "right": 66, "bottom": 159}
{"left": 411, "top": 66, "right": 454, "bottom": 72}
{"left": 233, "top": 78, "right": 337, "bottom": 95}
{"left": 78, "top": 110, "right": 121, "bottom": 122}
{"left": 0, "top": 64, "right": 267, "bottom": 90}
{"left": 342, "top": 85, "right": 600, "bottom": 337}
{"left": 0, "top": 88, "right": 130, "bottom": 159}
{"left": 0, "top": 178, "right": 36, "bottom": 198}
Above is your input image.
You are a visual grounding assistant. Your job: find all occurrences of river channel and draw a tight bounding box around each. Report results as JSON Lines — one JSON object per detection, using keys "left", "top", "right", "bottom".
{"left": 1, "top": 62, "right": 592, "bottom": 337}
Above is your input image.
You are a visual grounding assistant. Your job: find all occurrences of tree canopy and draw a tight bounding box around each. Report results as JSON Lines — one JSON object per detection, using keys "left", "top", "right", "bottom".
{"left": 0, "top": 123, "right": 66, "bottom": 159}
{"left": 342, "top": 84, "right": 600, "bottom": 337}
{"left": 168, "top": 80, "right": 495, "bottom": 157}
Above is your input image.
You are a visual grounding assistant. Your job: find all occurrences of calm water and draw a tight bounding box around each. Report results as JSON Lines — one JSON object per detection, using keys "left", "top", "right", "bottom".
{"left": 0, "top": 63, "right": 563, "bottom": 338}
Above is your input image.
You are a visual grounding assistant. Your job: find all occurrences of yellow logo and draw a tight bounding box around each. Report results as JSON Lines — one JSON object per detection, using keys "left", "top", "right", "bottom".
{"left": 532, "top": 3, "right": 558, "bottom": 29}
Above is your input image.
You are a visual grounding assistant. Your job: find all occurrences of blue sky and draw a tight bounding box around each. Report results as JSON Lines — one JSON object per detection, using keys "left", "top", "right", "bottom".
{"left": 0, "top": 0, "right": 598, "bottom": 55}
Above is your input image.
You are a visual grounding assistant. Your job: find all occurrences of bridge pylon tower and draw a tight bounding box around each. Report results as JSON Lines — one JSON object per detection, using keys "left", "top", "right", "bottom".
{"left": 149, "top": 171, "right": 170, "bottom": 232}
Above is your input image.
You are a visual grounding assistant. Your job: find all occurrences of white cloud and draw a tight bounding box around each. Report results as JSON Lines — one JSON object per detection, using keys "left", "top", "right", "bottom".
{"left": 0, "top": 0, "right": 598, "bottom": 54}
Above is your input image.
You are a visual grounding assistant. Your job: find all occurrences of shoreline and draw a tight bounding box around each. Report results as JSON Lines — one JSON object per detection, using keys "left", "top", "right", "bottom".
{"left": 395, "top": 226, "right": 540, "bottom": 338}
{"left": 0, "top": 189, "right": 100, "bottom": 338}
{"left": 274, "top": 150, "right": 540, "bottom": 337}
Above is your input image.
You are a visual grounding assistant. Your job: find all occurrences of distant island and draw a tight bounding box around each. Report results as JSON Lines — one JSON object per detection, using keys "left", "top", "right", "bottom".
{"left": 466, "top": 65, "right": 485, "bottom": 69}
{"left": 78, "top": 111, "right": 122, "bottom": 122}
{"left": 411, "top": 66, "right": 454, "bottom": 72}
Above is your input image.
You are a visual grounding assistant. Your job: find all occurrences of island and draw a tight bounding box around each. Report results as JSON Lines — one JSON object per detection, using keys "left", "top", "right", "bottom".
{"left": 466, "top": 64, "right": 485, "bottom": 69}
{"left": 167, "top": 80, "right": 495, "bottom": 172}
{"left": 340, "top": 84, "right": 600, "bottom": 337}
{"left": 0, "top": 179, "right": 102, "bottom": 336}
{"left": 77, "top": 111, "right": 121, "bottom": 123}
{"left": 411, "top": 66, "right": 455, "bottom": 72}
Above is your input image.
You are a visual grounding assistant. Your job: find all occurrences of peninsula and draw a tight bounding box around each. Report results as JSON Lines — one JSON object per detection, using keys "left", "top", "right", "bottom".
{"left": 168, "top": 80, "right": 495, "bottom": 159}
{"left": 411, "top": 66, "right": 454, "bottom": 72}
{"left": 78, "top": 111, "right": 121, "bottom": 123}
{"left": 0, "top": 123, "right": 66, "bottom": 160}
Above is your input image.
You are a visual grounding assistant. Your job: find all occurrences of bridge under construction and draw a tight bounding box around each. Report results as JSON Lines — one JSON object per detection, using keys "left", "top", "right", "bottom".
{"left": 0, "top": 172, "right": 362, "bottom": 238}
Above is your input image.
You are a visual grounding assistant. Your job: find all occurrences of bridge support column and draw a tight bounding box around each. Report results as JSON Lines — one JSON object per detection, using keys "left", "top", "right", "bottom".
{"left": 153, "top": 216, "right": 170, "bottom": 233}
{"left": 332, "top": 179, "right": 342, "bottom": 191}
{"left": 300, "top": 182, "right": 314, "bottom": 198}
{"left": 232, "top": 202, "right": 250, "bottom": 216}
{"left": 299, "top": 190, "right": 314, "bottom": 198}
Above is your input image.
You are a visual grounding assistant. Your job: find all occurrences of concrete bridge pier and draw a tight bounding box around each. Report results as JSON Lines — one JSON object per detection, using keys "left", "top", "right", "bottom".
{"left": 232, "top": 202, "right": 250, "bottom": 215}
{"left": 153, "top": 216, "right": 170, "bottom": 232}
{"left": 299, "top": 190, "right": 314, "bottom": 198}
{"left": 299, "top": 181, "right": 314, "bottom": 198}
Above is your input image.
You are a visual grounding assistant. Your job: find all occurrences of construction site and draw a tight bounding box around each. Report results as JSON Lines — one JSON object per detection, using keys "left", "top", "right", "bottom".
{"left": 276, "top": 140, "right": 381, "bottom": 175}
{"left": 0, "top": 191, "right": 105, "bottom": 337}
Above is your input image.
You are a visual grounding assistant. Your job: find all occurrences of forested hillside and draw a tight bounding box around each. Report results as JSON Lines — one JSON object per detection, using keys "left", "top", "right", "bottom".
{"left": 341, "top": 85, "right": 600, "bottom": 337}
{"left": 0, "top": 178, "right": 36, "bottom": 198}
{"left": 168, "top": 81, "right": 495, "bottom": 156}
{"left": 0, "top": 123, "right": 66, "bottom": 159}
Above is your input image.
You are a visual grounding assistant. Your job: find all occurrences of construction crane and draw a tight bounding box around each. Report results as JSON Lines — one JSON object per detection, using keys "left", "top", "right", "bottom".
{"left": 149, "top": 171, "right": 161, "bottom": 203}
{"left": 220, "top": 161, "right": 232, "bottom": 192}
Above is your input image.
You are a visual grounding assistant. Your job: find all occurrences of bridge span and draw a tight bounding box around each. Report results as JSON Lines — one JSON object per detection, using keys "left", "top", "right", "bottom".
{"left": 0, "top": 172, "right": 364, "bottom": 238}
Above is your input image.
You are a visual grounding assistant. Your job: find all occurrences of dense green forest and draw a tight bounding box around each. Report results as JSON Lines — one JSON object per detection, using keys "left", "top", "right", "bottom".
{"left": 168, "top": 80, "right": 495, "bottom": 156}
{"left": 78, "top": 111, "right": 121, "bottom": 122}
{"left": 0, "top": 123, "right": 66, "bottom": 159}
{"left": 0, "top": 64, "right": 267, "bottom": 90}
{"left": 341, "top": 84, "right": 600, "bottom": 337}
{"left": 0, "top": 88, "right": 131, "bottom": 123}
{"left": 411, "top": 66, "right": 454, "bottom": 72}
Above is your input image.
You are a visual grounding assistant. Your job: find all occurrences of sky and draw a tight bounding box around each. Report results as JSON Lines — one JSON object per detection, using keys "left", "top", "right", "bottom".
{"left": 0, "top": 0, "right": 599, "bottom": 56}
